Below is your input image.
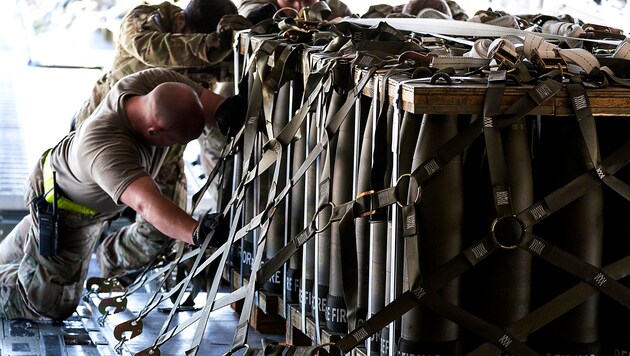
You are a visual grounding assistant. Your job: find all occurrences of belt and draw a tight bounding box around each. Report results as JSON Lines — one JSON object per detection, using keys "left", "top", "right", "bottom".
{"left": 43, "top": 149, "right": 98, "bottom": 215}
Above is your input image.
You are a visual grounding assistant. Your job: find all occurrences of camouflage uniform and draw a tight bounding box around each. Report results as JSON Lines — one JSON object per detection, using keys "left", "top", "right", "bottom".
{"left": 238, "top": 0, "right": 353, "bottom": 20}
{"left": 0, "top": 152, "right": 113, "bottom": 320}
{"left": 73, "top": 1, "right": 235, "bottom": 277}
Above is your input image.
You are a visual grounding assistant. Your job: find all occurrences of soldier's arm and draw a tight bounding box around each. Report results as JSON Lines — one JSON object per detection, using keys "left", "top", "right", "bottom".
{"left": 117, "top": 5, "right": 238, "bottom": 68}
{"left": 121, "top": 27, "right": 232, "bottom": 67}
{"left": 119, "top": 176, "right": 197, "bottom": 244}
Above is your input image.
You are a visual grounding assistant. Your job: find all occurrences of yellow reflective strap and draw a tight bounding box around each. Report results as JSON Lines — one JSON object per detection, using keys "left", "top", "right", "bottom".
{"left": 43, "top": 150, "right": 98, "bottom": 216}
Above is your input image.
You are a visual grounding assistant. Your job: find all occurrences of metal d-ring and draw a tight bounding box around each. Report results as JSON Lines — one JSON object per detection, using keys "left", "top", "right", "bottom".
{"left": 490, "top": 215, "right": 524, "bottom": 250}
{"left": 223, "top": 344, "right": 250, "bottom": 356}
{"left": 310, "top": 202, "right": 336, "bottom": 233}
{"left": 394, "top": 173, "right": 421, "bottom": 207}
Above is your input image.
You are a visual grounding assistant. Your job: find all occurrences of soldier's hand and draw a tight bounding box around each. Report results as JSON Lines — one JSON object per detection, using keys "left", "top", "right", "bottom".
{"left": 215, "top": 93, "right": 248, "bottom": 137}
{"left": 246, "top": 3, "right": 278, "bottom": 25}
{"left": 215, "top": 15, "right": 253, "bottom": 50}
{"left": 217, "top": 14, "right": 253, "bottom": 33}
{"left": 192, "top": 212, "right": 229, "bottom": 248}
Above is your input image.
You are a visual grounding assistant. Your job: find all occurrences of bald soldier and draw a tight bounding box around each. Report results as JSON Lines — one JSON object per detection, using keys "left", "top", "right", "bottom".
{"left": 71, "top": 0, "right": 251, "bottom": 278}
{"left": 0, "top": 68, "right": 244, "bottom": 320}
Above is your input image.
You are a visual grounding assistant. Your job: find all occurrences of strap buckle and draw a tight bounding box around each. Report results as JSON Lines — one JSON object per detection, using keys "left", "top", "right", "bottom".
{"left": 531, "top": 48, "right": 567, "bottom": 73}
{"left": 356, "top": 190, "right": 376, "bottom": 218}
{"left": 397, "top": 51, "right": 436, "bottom": 68}
{"left": 493, "top": 46, "right": 520, "bottom": 69}
{"left": 420, "top": 36, "right": 446, "bottom": 52}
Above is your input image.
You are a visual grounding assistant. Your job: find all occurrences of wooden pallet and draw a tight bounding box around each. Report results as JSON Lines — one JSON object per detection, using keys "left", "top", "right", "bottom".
{"left": 230, "top": 270, "right": 287, "bottom": 335}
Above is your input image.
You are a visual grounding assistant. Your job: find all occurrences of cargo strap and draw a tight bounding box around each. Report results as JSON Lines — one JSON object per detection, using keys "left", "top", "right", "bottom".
{"left": 483, "top": 70, "right": 514, "bottom": 219}
{"left": 337, "top": 81, "right": 630, "bottom": 355}
{"left": 114, "top": 19, "right": 630, "bottom": 354}
{"left": 344, "top": 18, "right": 624, "bottom": 48}
{"left": 334, "top": 79, "right": 564, "bottom": 353}
{"left": 132, "top": 46, "right": 378, "bottom": 356}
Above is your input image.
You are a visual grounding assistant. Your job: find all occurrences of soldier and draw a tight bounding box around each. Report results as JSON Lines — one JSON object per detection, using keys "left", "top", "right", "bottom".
{"left": 71, "top": 0, "right": 252, "bottom": 277}
{"left": 0, "top": 68, "right": 245, "bottom": 320}
{"left": 238, "top": 0, "right": 353, "bottom": 22}
{"left": 402, "top": 0, "right": 453, "bottom": 17}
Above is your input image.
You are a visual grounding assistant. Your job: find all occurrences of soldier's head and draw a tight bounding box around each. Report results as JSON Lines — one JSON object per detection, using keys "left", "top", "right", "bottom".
{"left": 402, "top": 0, "right": 452, "bottom": 17}
{"left": 177, "top": 0, "right": 238, "bottom": 34}
{"left": 277, "top": 0, "right": 319, "bottom": 11}
{"left": 138, "top": 82, "right": 206, "bottom": 147}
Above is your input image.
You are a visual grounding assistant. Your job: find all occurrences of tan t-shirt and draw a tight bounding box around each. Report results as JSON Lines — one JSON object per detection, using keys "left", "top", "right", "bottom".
{"left": 50, "top": 68, "right": 203, "bottom": 214}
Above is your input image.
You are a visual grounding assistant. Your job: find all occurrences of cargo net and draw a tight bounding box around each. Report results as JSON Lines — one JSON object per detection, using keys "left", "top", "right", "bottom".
{"left": 84, "top": 8, "right": 630, "bottom": 356}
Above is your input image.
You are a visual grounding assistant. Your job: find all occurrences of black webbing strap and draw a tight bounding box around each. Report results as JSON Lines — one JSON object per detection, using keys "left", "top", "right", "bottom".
{"left": 228, "top": 140, "right": 285, "bottom": 353}
{"left": 482, "top": 70, "right": 514, "bottom": 218}
{"left": 187, "top": 203, "right": 245, "bottom": 355}
{"left": 244, "top": 66, "right": 331, "bottom": 186}
{"left": 101, "top": 249, "right": 199, "bottom": 336}
{"left": 409, "top": 79, "right": 563, "bottom": 190}
{"left": 113, "top": 246, "right": 228, "bottom": 341}
{"left": 133, "top": 203, "right": 244, "bottom": 355}
{"left": 133, "top": 208, "right": 233, "bottom": 356}
{"left": 249, "top": 68, "right": 380, "bottom": 280}
{"left": 336, "top": 234, "right": 529, "bottom": 353}
{"left": 334, "top": 79, "right": 564, "bottom": 353}
{"left": 407, "top": 285, "right": 537, "bottom": 355}
{"left": 156, "top": 235, "right": 220, "bottom": 342}
{"left": 493, "top": 79, "right": 564, "bottom": 129}
{"left": 517, "top": 138, "right": 630, "bottom": 230}
{"left": 140, "top": 57, "right": 376, "bottom": 355}
{"left": 261, "top": 43, "right": 303, "bottom": 139}
{"left": 242, "top": 40, "right": 281, "bottom": 176}
{"left": 566, "top": 83, "right": 630, "bottom": 200}
{"left": 519, "top": 232, "right": 630, "bottom": 309}
{"left": 470, "top": 253, "right": 630, "bottom": 354}
{"left": 190, "top": 40, "right": 281, "bottom": 213}
{"left": 566, "top": 83, "right": 601, "bottom": 170}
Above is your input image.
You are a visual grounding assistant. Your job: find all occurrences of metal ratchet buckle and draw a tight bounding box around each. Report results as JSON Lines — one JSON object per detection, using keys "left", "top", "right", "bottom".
{"left": 531, "top": 48, "right": 567, "bottom": 74}
{"left": 419, "top": 36, "right": 446, "bottom": 52}
{"left": 582, "top": 23, "right": 625, "bottom": 37}
{"left": 493, "top": 46, "right": 520, "bottom": 70}
{"left": 282, "top": 27, "right": 315, "bottom": 43}
{"left": 397, "top": 51, "right": 436, "bottom": 68}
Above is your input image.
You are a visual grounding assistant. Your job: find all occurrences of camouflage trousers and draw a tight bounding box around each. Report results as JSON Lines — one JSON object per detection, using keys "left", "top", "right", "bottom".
{"left": 97, "top": 145, "right": 187, "bottom": 277}
{"left": 0, "top": 153, "right": 111, "bottom": 320}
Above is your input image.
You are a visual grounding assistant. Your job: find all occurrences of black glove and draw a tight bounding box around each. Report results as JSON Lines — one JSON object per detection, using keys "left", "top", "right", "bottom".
{"left": 215, "top": 93, "right": 248, "bottom": 137}
{"left": 246, "top": 3, "right": 278, "bottom": 25}
{"left": 217, "top": 14, "right": 253, "bottom": 33}
{"left": 216, "top": 14, "right": 253, "bottom": 50}
{"left": 192, "top": 212, "right": 229, "bottom": 248}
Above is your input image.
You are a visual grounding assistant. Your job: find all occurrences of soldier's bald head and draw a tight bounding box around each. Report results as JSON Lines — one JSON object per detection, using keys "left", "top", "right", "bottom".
{"left": 145, "top": 82, "right": 206, "bottom": 146}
